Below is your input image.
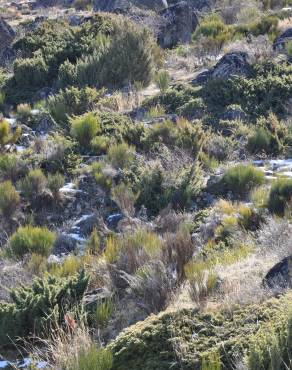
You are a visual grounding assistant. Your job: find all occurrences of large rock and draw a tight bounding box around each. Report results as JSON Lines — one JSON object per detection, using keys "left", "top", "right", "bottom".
{"left": 157, "top": 1, "right": 198, "bottom": 48}
{"left": 194, "top": 52, "right": 252, "bottom": 84}
{"left": 263, "top": 256, "right": 292, "bottom": 290}
{"left": 273, "top": 28, "right": 292, "bottom": 51}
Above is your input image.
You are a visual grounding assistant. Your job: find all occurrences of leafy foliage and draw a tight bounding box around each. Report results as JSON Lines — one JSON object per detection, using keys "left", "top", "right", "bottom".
{"left": 0, "top": 271, "right": 89, "bottom": 347}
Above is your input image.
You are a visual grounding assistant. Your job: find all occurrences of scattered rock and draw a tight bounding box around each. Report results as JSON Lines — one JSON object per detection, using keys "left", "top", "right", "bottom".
{"left": 157, "top": 1, "right": 198, "bottom": 48}
{"left": 70, "top": 214, "right": 99, "bottom": 237}
{"left": 107, "top": 213, "right": 124, "bottom": 229}
{"left": 53, "top": 233, "right": 80, "bottom": 255}
{"left": 194, "top": 52, "right": 252, "bottom": 84}
{"left": 273, "top": 28, "right": 292, "bottom": 51}
{"left": 263, "top": 256, "right": 292, "bottom": 291}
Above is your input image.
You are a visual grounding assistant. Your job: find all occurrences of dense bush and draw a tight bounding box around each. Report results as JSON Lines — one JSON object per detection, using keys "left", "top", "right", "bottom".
{"left": 0, "top": 181, "right": 20, "bottom": 218}
{"left": 9, "top": 226, "right": 56, "bottom": 258}
{"left": 247, "top": 127, "right": 280, "bottom": 155}
{"left": 221, "top": 164, "right": 265, "bottom": 197}
{"left": 0, "top": 271, "right": 89, "bottom": 347}
{"left": 145, "top": 84, "right": 198, "bottom": 114}
{"left": 70, "top": 112, "right": 100, "bottom": 148}
{"left": 202, "top": 63, "right": 292, "bottom": 118}
{"left": 108, "top": 293, "right": 292, "bottom": 370}
{"left": 48, "top": 87, "right": 101, "bottom": 126}
{"left": 268, "top": 178, "right": 292, "bottom": 216}
{"left": 143, "top": 119, "right": 205, "bottom": 157}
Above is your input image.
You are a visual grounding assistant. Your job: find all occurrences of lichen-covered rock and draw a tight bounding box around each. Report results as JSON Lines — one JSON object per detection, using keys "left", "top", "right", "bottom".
{"left": 157, "top": 1, "right": 198, "bottom": 48}
{"left": 195, "top": 52, "right": 252, "bottom": 84}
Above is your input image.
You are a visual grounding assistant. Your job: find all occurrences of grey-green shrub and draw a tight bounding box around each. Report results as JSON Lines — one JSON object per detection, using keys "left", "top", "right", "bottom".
{"left": 9, "top": 225, "right": 56, "bottom": 258}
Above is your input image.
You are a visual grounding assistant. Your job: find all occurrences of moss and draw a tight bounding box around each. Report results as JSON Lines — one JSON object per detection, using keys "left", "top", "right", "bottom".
{"left": 109, "top": 293, "right": 292, "bottom": 370}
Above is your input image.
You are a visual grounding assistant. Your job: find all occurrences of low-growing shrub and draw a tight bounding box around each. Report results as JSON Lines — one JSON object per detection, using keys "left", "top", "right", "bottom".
{"left": 0, "top": 271, "right": 89, "bottom": 347}
{"left": 18, "top": 168, "right": 47, "bottom": 202}
{"left": 92, "top": 162, "right": 113, "bottom": 193}
{"left": 0, "top": 154, "right": 25, "bottom": 181}
{"left": 70, "top": 112, "right": 100, "bottom": 148}
{"left": 111, "top": 182, "right": 138, "bottom": 217}
{"left": 86, "top": 228, "right": 100, "bottom": 255}
{"left": 0, "top": 181, "right": 20, "bottom": 218}
{"left": 48, "top": 87, "right": 101, "bottom": 127}
{"left": 268, "top": 178, "right": 292, "bottom": 216}
{"left": 221, "top": 164, "right": 265, "bottom": 197}
{"left": 247, "top": 127, "right": 280, "bottom": 155}
{"left": 155, "top": 70, "right": 171, "bottom": 93}
{"left": 108, "top": 142, "right": 135, "bottom": 169}
{"left": 66, "top": 346, "right": 113, "bottom": 370}
{"left": 91, "top": 135, "right": 110, "bottom": 155}
{"left": 16, "top": 103, "right": 33, "bottom": 123}
{"left": 47, "top": 172, "right": 65, "bottom": 198}
{"left": 0, "top": 119, "right": 21, "bottom": 151}
{"left": 9, "top": 225, "right": 56, "bottom": 258}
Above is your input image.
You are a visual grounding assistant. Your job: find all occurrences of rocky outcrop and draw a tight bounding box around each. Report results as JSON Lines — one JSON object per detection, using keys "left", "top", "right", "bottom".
{"left": 157, "top": 1, "right": 198, "bottom": 48}
{"left": 273, "top": 28, "right": 292, "bottom": 51}
{"left": 93, "top": 0, "right": 131, "bottom": 12}
{"left": 194, "top": 52, "right": 252, "bottom": 84}
{"left": 263, "top": 256, "right": 292, "bottom": 290}
{"left": 0, "top": 17, "right": 15, "bottom": 66}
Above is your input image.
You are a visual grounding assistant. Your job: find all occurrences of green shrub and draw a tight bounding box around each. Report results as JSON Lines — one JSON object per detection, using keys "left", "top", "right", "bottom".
{"left": 76, "top": 21, "right": 154, "bottom": 88}
{"left": 70, "top": 112, "right": 100, "bottom": 148}
{"left": 222, "top": 164, "right": 265, "bottom": 197}
{"left": 48, "top": 87, "right": 101, "bottom": 127}
{"left": 0, "top": 271, "right": 89, "bottom": 347}
{"left": 0, "top": 119, "right": 21, "bottom": 151}
{"left": 91, "top": 135, "right": 110, "bottom": 155}
{"left": 108, "top": 142, "right": 135, "bottom": 169}
{"left": 18, "top": 168, "right": 47, "bottom": 202}
{"left": 0, "top": 181, "right": 20, "bottom": 218}
{"left": 268, "top": 178, "right": 292, "bottom": 216}
{"left": 155, "top": 70, "right": 171, "bottom": 93}
{"left": 92, "top": 162, "right": 113, "bottom": 192}
{"left": 47, "top": 172, "right": 65, "bottom": 198}
{"left": 193, "top": 14, "right": 233, "bottom": 57}
{"left": 13, "top": 56, "right": 49, "bottom": 88}
{"left": 9, "top": 226, "right": 56, "bottom": 258}
{"left": 86, "top": 228, "right": 100, "bottom": 255}
{"left": 109, "top": 292, "right": 292, "bottom": 370}
{"left": 66, "top": 346, "right": 113, "bottom": 370}
{"left": 0, "top": 154, "right": 25, "bottom": 181}
{"left": 247, "top": 127, "right": 280, "bottom": 155}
